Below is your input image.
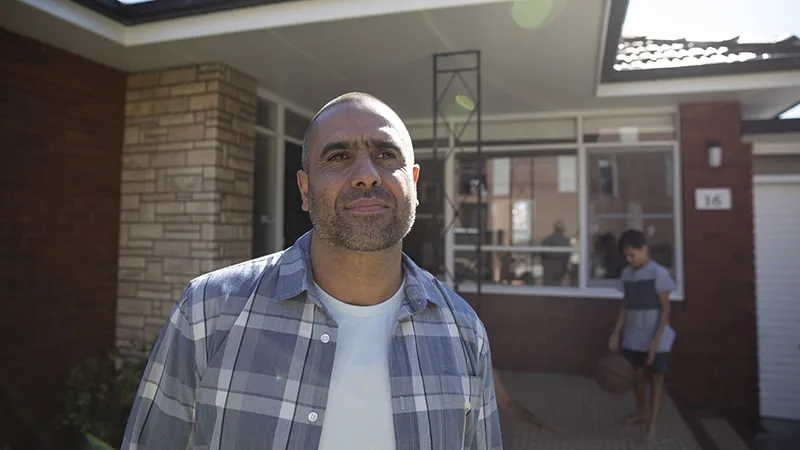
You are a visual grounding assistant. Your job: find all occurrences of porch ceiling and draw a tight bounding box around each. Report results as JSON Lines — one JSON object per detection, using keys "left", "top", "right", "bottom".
{"left": 3, "top": 0, "right": 800, "bottom": 119}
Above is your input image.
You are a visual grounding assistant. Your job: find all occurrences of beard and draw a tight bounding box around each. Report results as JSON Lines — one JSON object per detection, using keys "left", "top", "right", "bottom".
{"left": 307, "top": 183, "right": 416, "bottom": 252}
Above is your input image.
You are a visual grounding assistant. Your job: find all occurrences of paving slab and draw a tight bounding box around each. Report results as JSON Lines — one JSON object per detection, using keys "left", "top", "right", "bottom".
{"left": 700, "top": 417, "right": 751, "bottom": 450}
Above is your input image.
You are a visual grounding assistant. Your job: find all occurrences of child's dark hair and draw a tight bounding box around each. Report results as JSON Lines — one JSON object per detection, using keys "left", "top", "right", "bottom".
{"left": 618, "top": 229, "right": 647, "bottom": 252}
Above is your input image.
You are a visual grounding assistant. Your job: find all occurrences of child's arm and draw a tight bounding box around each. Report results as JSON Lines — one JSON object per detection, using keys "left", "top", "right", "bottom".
{"left": 608, "top": 276, "right": 627, "bottom": 351}
{"left": 649, "top": 292, "right": 670, "bottom": 354}
{"left": 649, "top": 268, "right": 676, "bottom": 358}
{"left": 608, "top": 304, "right": 626, "bottom": 351}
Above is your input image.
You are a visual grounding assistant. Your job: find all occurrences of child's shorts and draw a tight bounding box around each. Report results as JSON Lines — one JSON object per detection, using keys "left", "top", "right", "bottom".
{"left": 623, "top": 349, "right": 669, "bottom": 374}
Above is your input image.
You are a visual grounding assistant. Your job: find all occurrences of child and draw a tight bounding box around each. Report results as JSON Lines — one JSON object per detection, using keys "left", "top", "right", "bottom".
{"left": 607, "top": 229, "right": 676, "bottom": 440}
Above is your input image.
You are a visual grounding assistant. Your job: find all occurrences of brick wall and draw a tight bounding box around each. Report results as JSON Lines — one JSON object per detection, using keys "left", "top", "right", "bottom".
{"left": 464, "top": 101, "right": 759, "bottom": 426}
{"left": 0, "top": 29, "right": 125, "bottom": 446}
{"left": 117, "top": 64, "right": 257, "bottom": 349}
{"left": 673, "top": 102, "right": 757, "bottom": 424}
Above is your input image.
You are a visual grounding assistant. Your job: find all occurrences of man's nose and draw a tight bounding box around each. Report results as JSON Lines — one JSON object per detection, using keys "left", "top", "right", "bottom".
{"left": 351, "top": 154, "right": 382, "bottom": 189}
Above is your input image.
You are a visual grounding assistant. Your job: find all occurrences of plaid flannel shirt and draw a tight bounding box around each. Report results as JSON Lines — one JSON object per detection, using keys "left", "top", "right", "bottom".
{"left": 122, "top": 232, "right": 502, "bottom": 450}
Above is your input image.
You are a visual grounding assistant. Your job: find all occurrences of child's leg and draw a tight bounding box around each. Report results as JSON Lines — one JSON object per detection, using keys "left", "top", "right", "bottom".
{"left": 645, "top": 353, "right": 670, "bottom": 438}
{"left": 624, "top": 368, "right": 648, "bottom": 423}
{"left": 647, "top": 373, "right": 664, "bottom": 433}
{"left": 622, "top": 350, "right": 649, "bottom": 424}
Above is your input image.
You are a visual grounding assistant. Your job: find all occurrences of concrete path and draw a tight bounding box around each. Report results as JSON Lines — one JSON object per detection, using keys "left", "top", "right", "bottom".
{"left": 498, "top": 371, "right": 703, "bottom": 450}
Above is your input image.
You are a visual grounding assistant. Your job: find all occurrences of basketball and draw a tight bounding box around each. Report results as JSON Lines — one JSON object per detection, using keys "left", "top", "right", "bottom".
{"left": 594, "top": 353, "right": 634, "bottom": 394}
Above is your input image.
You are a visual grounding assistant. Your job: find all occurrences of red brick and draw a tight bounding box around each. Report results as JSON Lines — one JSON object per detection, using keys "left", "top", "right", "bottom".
{"left": 0, "top": 29, "right": 125, "bottom": 448}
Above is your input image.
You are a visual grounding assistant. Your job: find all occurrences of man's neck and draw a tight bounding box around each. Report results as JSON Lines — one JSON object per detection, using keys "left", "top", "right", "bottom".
{"left": 309, "top": 232, "right": 404, "bottom": 306}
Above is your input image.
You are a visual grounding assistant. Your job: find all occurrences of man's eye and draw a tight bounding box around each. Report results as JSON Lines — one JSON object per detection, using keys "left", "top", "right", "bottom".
{"left": 328, "top": 153, "right": 348, "bottom": 161}
{"left": 377, "top": 151, "right": 397, "bottom": 160}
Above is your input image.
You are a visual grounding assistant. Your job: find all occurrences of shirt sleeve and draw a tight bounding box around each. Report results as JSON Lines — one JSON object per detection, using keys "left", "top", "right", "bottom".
{"left": 655, "top": 266, "right": 676, "bottom": 294}
{"left": 121, "top": 280, "right": 205, "bottom": 450}
{"left": 470, "top": 327, "right": 503, "bottom": 450}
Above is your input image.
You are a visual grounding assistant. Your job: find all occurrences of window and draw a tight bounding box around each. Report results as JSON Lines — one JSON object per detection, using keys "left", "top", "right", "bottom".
{"left": 410, "top": 111, "right": 682, "bottom": 298}
{"left": 595, "top": 156, "right": 617, "bottom": 197}
{"left": 404, "top": 159, "right": 445, "bottom": 275}
{"left": 588, "top": 146, "right": 678, "bottom": 287}
{"left": 252, "top": 135, "right": 279, "bottom": 257}
{"left": 452, "top": 152, "right": 580, "bottom": 288}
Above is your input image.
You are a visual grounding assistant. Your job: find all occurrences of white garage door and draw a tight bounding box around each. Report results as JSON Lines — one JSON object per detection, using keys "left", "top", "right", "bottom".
{"left": 754, "top": 176, "right": 800, "bottom": 420}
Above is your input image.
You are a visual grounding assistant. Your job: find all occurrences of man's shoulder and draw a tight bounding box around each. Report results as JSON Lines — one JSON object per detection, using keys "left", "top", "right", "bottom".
{"left": 410, "top": 266, "right": 489, "bottom": 345}
{"left": 434, "top": 277, "right": 480, "bottom": 318}
{"left": 181, "top": 250, "right": 287, "bottom": 311}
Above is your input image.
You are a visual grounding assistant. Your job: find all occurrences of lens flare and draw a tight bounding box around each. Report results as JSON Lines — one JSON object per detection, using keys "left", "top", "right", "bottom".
{"left": 512, "top": 0, "right": 556, "bottom": 30}
{"left": 455, "top": 94, "right": 475, "bottom": 111}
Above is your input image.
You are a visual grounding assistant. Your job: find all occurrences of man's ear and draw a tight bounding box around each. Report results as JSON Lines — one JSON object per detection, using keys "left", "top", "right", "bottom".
{"left": 297, "top": 170, "right": 310, "bottom": 212}
{"left": 412, "top": 164, "right": 421, "bottom": 207}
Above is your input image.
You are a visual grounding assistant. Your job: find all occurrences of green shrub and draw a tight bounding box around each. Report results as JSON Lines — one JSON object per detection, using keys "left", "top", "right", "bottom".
{"left": 56, "top": 343, "right": 151, "bottom": 449}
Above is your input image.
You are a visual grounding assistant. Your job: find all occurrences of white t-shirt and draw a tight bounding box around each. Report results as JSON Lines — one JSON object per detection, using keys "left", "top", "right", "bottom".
{"left": 315, "top": 281, "right": 404, "bottom": 450}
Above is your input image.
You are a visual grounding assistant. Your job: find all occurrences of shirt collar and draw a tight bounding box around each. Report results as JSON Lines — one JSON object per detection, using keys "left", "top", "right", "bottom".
{"left": 273, "top": 231, "right": 444, "bottom": 313}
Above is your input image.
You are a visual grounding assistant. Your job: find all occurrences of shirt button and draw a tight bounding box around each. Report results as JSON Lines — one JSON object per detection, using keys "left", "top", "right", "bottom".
{"left": 320, "top": 333, "right": 330, "bottom": 343}
{"left": 308, "top": 411, "right": 319, "bottom": 423}
{"left": 465, "top": 400, "right": 471, "bottom": 411}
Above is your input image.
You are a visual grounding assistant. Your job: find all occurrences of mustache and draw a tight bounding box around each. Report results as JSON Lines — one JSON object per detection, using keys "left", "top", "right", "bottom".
{"left": 338, "top": 187, "right": 395, "bottom": 205}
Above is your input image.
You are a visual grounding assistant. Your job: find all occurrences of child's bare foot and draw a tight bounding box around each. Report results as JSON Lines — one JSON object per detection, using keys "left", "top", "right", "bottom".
{"left": 642, "top": 423, "right": 656, "bottom": 441}
{"left": 622, "top": 412, "right": 649, "bottom": 425}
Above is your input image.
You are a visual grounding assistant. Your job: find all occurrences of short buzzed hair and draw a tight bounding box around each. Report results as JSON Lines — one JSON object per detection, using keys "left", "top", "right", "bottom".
{"left": 300, "top": 92, "right": 398, "bottom": 172}
{"left": 618, "top": 228, "right": 647, "bottom": 252}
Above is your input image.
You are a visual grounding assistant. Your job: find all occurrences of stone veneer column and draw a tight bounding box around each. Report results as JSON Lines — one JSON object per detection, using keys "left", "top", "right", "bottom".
{"left": 116, "top": 64, "right": 257, "bottom": 348}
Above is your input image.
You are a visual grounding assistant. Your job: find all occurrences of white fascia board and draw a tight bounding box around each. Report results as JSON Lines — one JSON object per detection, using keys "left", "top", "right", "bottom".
{"left": 597, "top": 70, "right": 800, "bottom": 98}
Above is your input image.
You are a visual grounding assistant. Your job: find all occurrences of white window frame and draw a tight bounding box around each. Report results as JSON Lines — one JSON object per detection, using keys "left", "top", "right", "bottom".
{"left": 415, "top": 109, "right": 684, "bottom": 301}
{"left": 253, "top": 88, "right": 314, "bottom": 255}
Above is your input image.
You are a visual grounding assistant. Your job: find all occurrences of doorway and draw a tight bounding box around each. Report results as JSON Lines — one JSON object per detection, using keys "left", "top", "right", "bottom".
{"left": 283, "top": 141, "right": 312, "bottom": 248}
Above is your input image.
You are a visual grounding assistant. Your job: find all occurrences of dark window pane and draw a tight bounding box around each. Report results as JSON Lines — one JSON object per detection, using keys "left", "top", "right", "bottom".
{"left": 589, "top": 218, "right": 675, "bottom": 284}
{"left": 256, "top": 99, "right": 276, "bottom": 130}
{"left": 285, "top": 109, "right": 309, "bottom": 140}
{"left": 588, "top": 148, "right": 674, "bottom": 215}
{"left": 404, "top": 158, "right": 445, "bottom": 276}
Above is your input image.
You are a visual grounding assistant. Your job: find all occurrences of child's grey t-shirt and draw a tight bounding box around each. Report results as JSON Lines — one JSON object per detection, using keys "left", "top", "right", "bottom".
{"left": 618, "top": 261, "right": 676, "bottom": 352}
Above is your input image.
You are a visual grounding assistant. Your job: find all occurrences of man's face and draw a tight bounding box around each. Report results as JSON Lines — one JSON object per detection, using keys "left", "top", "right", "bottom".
{"left": 297, "top": 101, "right": 420, "bottom": 252}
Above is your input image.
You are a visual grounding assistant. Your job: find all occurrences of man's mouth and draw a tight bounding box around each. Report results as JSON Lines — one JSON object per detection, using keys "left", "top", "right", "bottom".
{"left": 344, "top": 199, "right": 389, "bottom": 213}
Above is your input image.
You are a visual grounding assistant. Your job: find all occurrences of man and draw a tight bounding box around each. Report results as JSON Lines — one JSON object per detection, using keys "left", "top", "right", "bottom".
{"left": 540, "top": 221, "right": 571, "bottom": 285}
{"left": 121, "top": 92, "right": 502, "bottom": 450}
